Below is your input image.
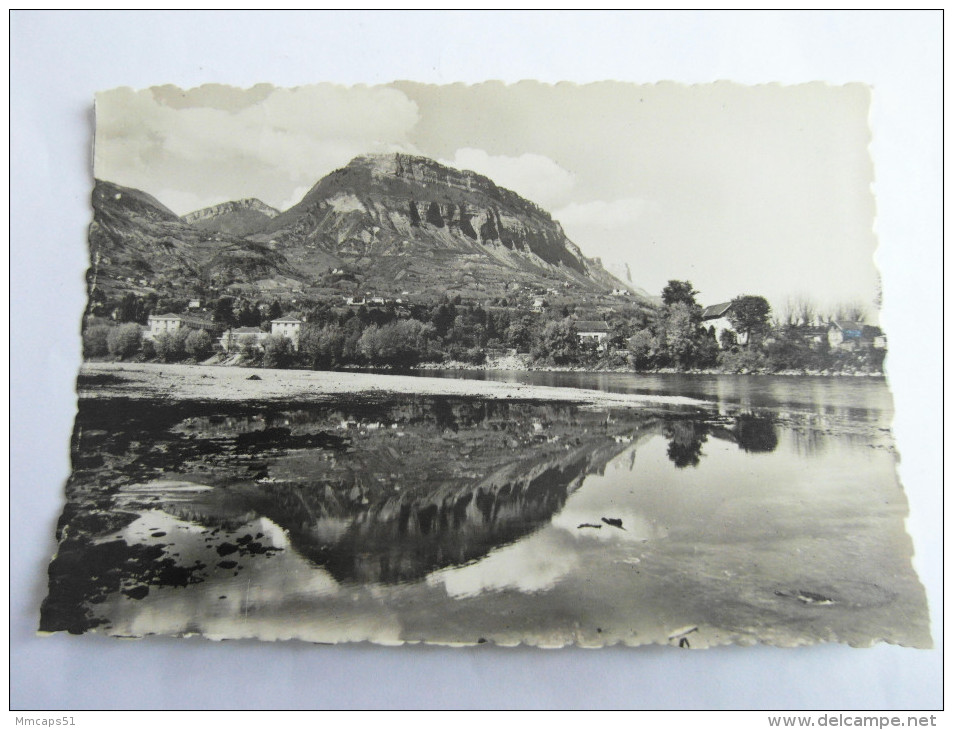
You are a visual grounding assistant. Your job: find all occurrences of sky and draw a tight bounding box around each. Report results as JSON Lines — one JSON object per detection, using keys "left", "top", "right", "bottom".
{"left": 95, "top": 81, "right": 879, "bottom": 314}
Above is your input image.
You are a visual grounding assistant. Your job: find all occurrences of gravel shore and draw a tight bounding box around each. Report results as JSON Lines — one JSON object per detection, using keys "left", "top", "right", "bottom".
{"left": 78, "top": 361, "right": 704, "bottom": 410}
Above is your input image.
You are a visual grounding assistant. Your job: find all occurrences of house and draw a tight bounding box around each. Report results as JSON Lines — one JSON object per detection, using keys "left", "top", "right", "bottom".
{"left": 532, "top": 298, "right": 547, "bottom": 312}
{"left": 271, "top": 317, "right": 304, "bottom": 350}
{"left": 146, "top": 313, "right": 222, "bottom": 340}
{"left": 345, "top": 296, "right": 366, "bottom": 306}
{"left": 220, "top": 327, "right": 268, "bottom": 353}
{"left": 187, "top": 299, "right": 202, "bottom": 310}
{"left": 828, "top": 321, "right": 884, "bottom": 350}
{"left": 701, "top": 302, "right": 746, "bottom": 346}
{"left": 575, "top": 320, "right": 610, "bottom": 350}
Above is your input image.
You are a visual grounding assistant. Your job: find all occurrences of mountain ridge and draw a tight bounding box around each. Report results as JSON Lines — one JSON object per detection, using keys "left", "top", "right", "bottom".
{"left": 88, "top": 154, "right": 648, "bottom": 310}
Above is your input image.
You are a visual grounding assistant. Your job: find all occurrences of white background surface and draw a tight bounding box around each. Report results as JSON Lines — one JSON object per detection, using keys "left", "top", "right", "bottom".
{"left": 9, "top": 10, "right": 942, "bottom": 710}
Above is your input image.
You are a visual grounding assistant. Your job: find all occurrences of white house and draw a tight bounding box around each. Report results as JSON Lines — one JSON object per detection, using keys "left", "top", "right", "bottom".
{"left": 828, "top": 321, "right": 885, "bottom": 350}
{"left": 575, "top": 320, "right": 610, "bottom": 350}
{"left": 701, "top": 302, "right": 746, "bottom": 346}
{"left": 270, "top": 317, "right": 304, "bottom": 350}
{"left": 146, "top": 313, "right": 222, "bottom": 341}
{"left": 219, "top": 327, "right": 268, "bottom": 353}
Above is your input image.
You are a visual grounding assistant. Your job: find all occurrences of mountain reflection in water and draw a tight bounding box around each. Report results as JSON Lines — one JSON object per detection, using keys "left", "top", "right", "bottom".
{"left": 42, "top": 383, "right": 928, "bottom": 649}
{"left": 42, "top": 395, "right": 673, "bottom": 631}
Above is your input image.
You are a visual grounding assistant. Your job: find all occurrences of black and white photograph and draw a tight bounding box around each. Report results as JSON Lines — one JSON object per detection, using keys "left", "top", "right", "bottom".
{"left": 11, "top": 10, "right": 940, "bottom": 712}
{"left": 39, "top": 81, "right": 930, "bottom": 649}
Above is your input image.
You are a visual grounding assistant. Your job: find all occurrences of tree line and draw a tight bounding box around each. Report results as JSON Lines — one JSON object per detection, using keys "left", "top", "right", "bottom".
{"left": 82, "top": 281, "right": 884, "bottom": 374}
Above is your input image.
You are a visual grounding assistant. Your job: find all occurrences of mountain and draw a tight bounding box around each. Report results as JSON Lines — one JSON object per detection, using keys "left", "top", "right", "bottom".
{"left": 183, "top": 198, "right": 279, "bottom": 237}
{"left": 87, "top": 180, "right": 292, "bottom": 301}
{"left": 258, "top": 153, "right": 638, "bottom": 299}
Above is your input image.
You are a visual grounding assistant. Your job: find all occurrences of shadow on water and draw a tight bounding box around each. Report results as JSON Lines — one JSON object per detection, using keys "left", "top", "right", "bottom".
{"left": 663, "top": 412, "right": 779, "bottom": 468}
{"left": 42, "top": 394, "right": 664, "bottom": 631}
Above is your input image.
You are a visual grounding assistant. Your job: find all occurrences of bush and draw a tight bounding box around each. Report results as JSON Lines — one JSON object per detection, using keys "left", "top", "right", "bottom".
{"left": 531, "top": 319, "right": 579, "bottom": 365}
{"left": 239, "top": 335, "right": 261, "bottom": 361}
{"left": 185, "top": 329, "right": 213, "bottom": 360}
{"left": 83, "top": 324, "right": 112, "bottom": 358}
{"left": 140, "top": 339, "right": 156, "bottom": 360}
{"left": 627, "top": 329, "right": 658, "bottom": 370}
{"left": 358, "top": 320, "right": 435, "bottom": 368}
{"left": 154, "top": 329, "right": 190, "bottom": 362}
{"left": 106, "top": 322, "right": 142, "bottom": 359}
{"left": 262, "top": 334, "right": 295, "bottom": 368}
{"left": 300, "top": 324, "right": 345, "bottom": 370}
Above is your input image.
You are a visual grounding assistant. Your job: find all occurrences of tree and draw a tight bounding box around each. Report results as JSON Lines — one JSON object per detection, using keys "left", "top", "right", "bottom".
{"left": 719, "top": 328, "right": 738, "bottom": 350}
{"left": 627, "top": 329, "right": 658, "bottom": 370}
{"left": 106, "top": 322, "right": 143, "bottom": 359}
{"left": 300, "top": 324, "right": 345, "bottom": 370}
{"left": 358, "top": 320, "right": 435, "bottom": 368}
{"left": 727, "top": 295, "right": 772, "bottom": 346}
{"left": 213, "top": 296, "right": 236, "bottom": 326}
{"left": 532, "top": 319, "right": 579, "bottom": 365}
{"left": 185, "top": 329, "right": 214, "bottom": 360}
{"left": 267, "top": 299, "right": 284, "bottom": 321}
{"left": 262, "top": 334, "right": 295, "bottom": 368}
{"left": 657, "top": 302, "right": 699, "bottom": 367}
{"left": 154, "top": 329, "right": 190, "bottom": 362}
{"left": 83, "top": 324, "right": 111, "bottom": 358}
{"left": 661, "top": 280, "right": 699, "bottom": 308}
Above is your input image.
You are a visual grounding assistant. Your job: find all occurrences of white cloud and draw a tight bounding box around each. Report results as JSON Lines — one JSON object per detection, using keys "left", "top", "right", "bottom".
{"left": 94, "top": 84, "right": 421, "bottom": 214}
{"left": 427, "top": 529, "right": 578, "bottom": 599}
{"left": 441, "top": 148, "right": 576, "bottom": 211}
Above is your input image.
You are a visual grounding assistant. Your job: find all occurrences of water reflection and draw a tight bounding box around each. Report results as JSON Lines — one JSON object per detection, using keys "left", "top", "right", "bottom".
{"left": 664, "top": 420, "right": 708, "bottom": 468}
{"left": 43, "top": 385, "right": 922, "bottom": 648}
{"left": 42, "top": 395, "right": 657, "bottom": 631}
{"left": 663, "top": 413, "right": 779, "bottom": 468}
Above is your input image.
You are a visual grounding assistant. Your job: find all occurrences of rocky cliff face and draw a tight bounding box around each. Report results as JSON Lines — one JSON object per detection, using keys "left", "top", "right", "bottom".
{"left": 262, "top": 153, "right": 633, "bottom": 297}
{"left": 183, "top": 198, "right": 279, "bottom": 237}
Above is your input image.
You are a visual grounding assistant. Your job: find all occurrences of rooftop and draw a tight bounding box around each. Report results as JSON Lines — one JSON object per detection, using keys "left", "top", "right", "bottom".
{"left": 701, "top": 302, "right": 733, "bottom": 319}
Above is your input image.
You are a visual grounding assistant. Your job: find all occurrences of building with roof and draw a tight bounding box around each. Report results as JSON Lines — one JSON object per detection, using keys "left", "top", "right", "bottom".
{"left": 701, "top": 301, "right": 746, "bottom": 346}
{"left": 146, "top": 313, "right": 223, "bottom": 341}
{"left": 220, "top": 327, "right": 268, "bottom": 353}
{"left": 828, "top": 321, "right": 885, "bottom": 350}
{"left": 575, "top": 320, "right": 610, "bottom": 350}
{"left": 270, "top": 317, "right": 304, "bottom": 350}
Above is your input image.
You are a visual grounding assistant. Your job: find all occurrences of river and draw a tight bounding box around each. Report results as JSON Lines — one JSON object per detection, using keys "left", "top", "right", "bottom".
{"left": 40, "top": 370, "right": 929, "bottom": 648}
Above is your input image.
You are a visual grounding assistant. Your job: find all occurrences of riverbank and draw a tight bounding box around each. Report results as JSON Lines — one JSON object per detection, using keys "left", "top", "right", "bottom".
{"left": 78, "top": 361, "right": 705, "bottom": 411}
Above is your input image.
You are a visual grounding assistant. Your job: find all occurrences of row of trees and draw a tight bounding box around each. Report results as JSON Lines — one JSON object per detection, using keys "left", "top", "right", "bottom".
{"left": 625, "top": 281, "right": 882, "bottom": 373}
{"left": 83, "top": 281, "right": 882, "bottom": 374}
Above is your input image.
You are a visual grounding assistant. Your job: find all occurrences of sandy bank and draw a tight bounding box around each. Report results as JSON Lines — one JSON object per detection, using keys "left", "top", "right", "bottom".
{"left": 79, "top": 361, "right": 706, "bottom": 411}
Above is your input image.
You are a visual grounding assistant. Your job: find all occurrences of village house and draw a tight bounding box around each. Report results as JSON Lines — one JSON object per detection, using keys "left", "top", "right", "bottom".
{"left": 828, "top": 321, "right": 885, "bottom": 350}
{"left": 146, "top": 313, "right": 222, "bottom": 340}
{"left": 270, "top": 316, "right": 304, "bottom": 350}
{"left": 219, "top": 326, "right": 268, "bottom": 353}
{"left": 701, "top": 302, "right": 746, "bottom": 346}
{"left": 575, "top": 320, "right": 610, "bottom": 350}
{"left": 532, "top": 298, "right": 547, "bottom": 312}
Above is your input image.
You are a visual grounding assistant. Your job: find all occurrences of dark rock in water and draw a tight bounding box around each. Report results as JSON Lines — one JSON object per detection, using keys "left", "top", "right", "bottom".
{"left": 216, "top": 542, "right": 239, "bottom": 556}
{"left": 151, "top": 531, "right": 166, "bottom": 538}
{"left": 775, "top": 589, "right": 836, "bottom": 605}
{"left": 577, "top": 523, "right": 602, "bottom": 529}
{"left": 122, "top": 585, "right": 149, "bottom": 600}
{"left": 236, "top": 534, "right": 253, "bottom": 545}
{"left": 247, "top": 374, "right": 262, "bottom": 381}
{"left": 217, "top": 560, "right": 238, "bottom": 570}
{"left": 601, "top": 517, "right": 625, "bottom": 530}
